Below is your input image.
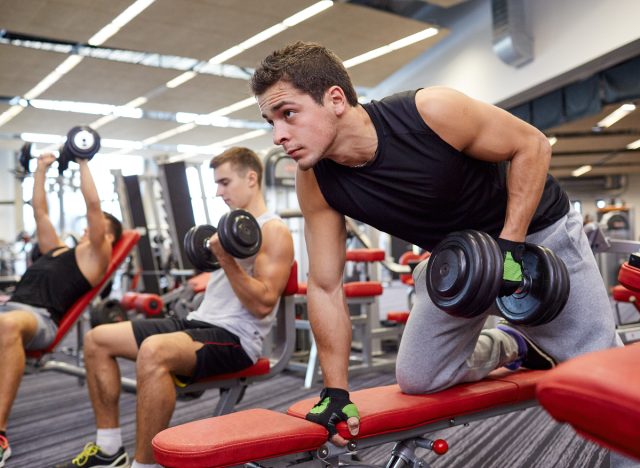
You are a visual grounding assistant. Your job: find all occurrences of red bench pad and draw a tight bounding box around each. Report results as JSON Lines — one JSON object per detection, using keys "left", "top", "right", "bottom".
{"left": 346, "top": 249, "right": 385, "bottom": 262}
{"left": 289, "top": 369, "right": 543, "bottom": 440}
{"left": 152, "top": 408, "right": 327, "bottom": 468}
{"left": 152, "top": 370, "right": 542, "bottom": 467}
{"left": 537, "top": 344, "right": 640, "bottom": 461}
{"left": 618, "top": 262, "right": 640, "bottom": 292}
{"left": 612, "top": 284, "right": 638, "bottom": 304}
{"left": 297, "top": 281, "right": 383, "bottom": 297}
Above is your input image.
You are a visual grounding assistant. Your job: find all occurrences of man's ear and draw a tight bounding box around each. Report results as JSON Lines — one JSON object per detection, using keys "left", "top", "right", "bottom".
{"left": 326, "top": 86, "right": 347, "bottom": 115}
{"left": 247, "top": 170, "right": 258, "bottom": 187}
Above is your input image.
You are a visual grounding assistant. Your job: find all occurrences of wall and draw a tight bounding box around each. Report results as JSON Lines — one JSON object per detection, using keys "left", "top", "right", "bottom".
{"left": 373, "top": 0, "right": 640, "bottom": 105}
{"left": 0, "top": 148, "right": 19, "bottom": 242}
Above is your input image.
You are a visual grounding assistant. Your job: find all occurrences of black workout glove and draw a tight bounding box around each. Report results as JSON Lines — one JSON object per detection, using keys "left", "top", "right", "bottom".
{"left": 305, "top": 387, "right": 360, "bottom": 439}
{"left": 497, "top": 238, "right": 525, "bottom": 297}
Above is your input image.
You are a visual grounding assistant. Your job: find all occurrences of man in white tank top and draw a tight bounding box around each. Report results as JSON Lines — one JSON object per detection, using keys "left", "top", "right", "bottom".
{"left": 57, "top": 147, "right": 294, "bottom": 468}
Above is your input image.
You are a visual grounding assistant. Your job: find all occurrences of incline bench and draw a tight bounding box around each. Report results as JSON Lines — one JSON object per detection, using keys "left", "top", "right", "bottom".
{"left": 26, "top": 229, "right": 141, "bottom": 373}
{"left": 153, "top": 368, "right": 543, "bottom": 467}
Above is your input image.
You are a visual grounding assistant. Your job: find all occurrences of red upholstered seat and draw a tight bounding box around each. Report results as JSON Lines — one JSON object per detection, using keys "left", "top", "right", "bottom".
{"left": 153, "top": 409, "right": 327, "bottom": 468}
{"left": 153, "top": 370, "right": 544, "bottom": 467}
{"left": 296, "top": 281, "right": 382, "bottom": 297}
{"left": 288, "top": 369, "right": 542, "bottom": 440}
{"left": 618, "top": 262, "right": 640, "bottom": 292}
{"left": 345, "top": 248, "right": 385, "bottom": 262}
{"left": 612, "top": 284, "right": 638, "bottom": 303}
{"left": 343, "top": 281, "right": 383, "bottom": 297}
{"left": 387, "top": 310, "right": 410, "bottom": 324}
{"left": 537, "top": 343, "right": 640, "bottom": 461}
{"left": 26, "top": 230, "right": 141, "bottom": 359}
{"left": 398, "top": 251, "right": 430, "bottom": 286}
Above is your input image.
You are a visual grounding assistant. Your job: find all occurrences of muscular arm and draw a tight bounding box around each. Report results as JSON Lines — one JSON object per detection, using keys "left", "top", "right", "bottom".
{"left": 78, "top": 159, "right": 108, "bottom": 249}
{"left": 416, "top": 87, "right": 552, "bottom": 242}
{"left": 214, "top": 220, "right": 294, "bottom": 318}
{"left": 297, "top": 167, "right": 351, "bottom": 390}
{"left": 33, "top": 153, "right": 63, "bottom": 253}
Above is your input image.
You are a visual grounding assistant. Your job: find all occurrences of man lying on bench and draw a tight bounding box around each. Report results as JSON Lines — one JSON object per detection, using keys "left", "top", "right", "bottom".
{"left": 57, "top": 147, "right": 294, "bottom": 468}
{"left": 0, "top": 153, "right": 123, "bottom": 468}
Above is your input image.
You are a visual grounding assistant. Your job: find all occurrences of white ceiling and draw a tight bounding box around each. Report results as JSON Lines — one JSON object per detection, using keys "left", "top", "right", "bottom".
{"left": 0, "top": 0, "right": 450, "bottom": 161}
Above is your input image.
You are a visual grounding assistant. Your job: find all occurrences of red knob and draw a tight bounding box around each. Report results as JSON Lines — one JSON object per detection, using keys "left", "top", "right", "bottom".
{"left": 432, "top": 439, "right": 448, "bottom": 455}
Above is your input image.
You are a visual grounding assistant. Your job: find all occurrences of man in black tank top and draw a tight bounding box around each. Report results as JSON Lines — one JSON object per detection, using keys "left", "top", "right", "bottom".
{"left": 251, "top": 41, "right": 621, "bottom": 453}
{"left": 0, "top": 153, "right": 122, "bottom": 466}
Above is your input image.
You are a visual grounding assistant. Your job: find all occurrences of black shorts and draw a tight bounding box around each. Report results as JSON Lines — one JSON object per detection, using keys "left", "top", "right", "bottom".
{"left": 131, "top": 317, "right": 254, "bottom": 383}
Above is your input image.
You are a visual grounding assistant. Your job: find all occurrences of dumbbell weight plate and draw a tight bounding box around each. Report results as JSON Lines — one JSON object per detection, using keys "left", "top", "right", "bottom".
{"left": 495, "top": 244, "right": 570, "bottom": 326}
{"left": 19, "top": 142, "right": 32, "bottom": 174}
{"left": 184, "top": 224, "right": 220, "bottom": 272}
{"left": 426, "top": 230, "right": 502, "bottom": 318}
{"left": 218, "top": 209, "right": 262, "bottom": 259}
{"left": 90, "top": 299, "right": 128, "bottom": 328}
{"left": 67, "top": 125, "right": 101, "bottom": 160}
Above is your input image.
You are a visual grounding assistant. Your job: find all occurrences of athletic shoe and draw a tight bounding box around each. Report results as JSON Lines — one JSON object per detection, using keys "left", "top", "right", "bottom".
{"left": 54, "top": 442, "right": 130, "bottom": 467}
{"left": 0, "top": 435, "right": 11, "bottom": 468}
{"left": 497, "top": 323, "right": 556, "bottom": 370}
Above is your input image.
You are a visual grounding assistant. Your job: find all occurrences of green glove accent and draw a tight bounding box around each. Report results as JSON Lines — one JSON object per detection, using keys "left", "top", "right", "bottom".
{"left": 497, "top": 238, "right": 525, "bottom": 297}
{"left": 306, "top": 388, "right": 360, "bottom": 438}
{"left": 503, "top": 252, "right": 523, "bottom": 283}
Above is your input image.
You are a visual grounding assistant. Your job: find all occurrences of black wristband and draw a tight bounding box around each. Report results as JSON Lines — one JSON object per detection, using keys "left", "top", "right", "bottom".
{"left": 497, "top": 237, "right": 525, "bottom": 262}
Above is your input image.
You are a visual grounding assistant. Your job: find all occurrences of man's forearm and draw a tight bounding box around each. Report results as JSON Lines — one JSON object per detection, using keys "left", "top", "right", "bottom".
{"left": 78, "top": 161, "right": 101, "bottom": 210}
{"left": 307, "top": 288, "right": 352, "bottom": 389}
{"left": 500, "top": 137, "right": 551, "bottom": 241}
{"left": 32, "top": 166, "right": 48, "bottom": 217}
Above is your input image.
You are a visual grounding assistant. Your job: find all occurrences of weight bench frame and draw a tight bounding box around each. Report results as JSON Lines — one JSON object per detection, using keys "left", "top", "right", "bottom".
{"left": 152, "top": 369, "right": 544, "bottom": 468}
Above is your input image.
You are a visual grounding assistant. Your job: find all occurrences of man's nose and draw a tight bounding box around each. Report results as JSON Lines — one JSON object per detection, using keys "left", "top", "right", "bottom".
{"left": 273, "top": 123, "right": 288, "bottom": 146}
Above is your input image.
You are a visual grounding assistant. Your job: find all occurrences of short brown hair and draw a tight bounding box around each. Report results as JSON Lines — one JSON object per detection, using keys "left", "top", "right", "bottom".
{"left": 103, "top": 211, "right": 122, "bottom": 247}
{"left": 210, "top": 147, "right": 264, "bottom": 187}
{"left": 250, "top": 41, "right": 359, "bottom": 107}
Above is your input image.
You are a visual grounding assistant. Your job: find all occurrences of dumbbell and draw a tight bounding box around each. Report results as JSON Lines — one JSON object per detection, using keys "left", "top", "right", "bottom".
{"left": 58, "top": 125, "right": 101, "bottom": 175}
{"left": 121, "top": 292, "right": 164, "bottom": 317}
{"left": 18, "top": 142, "right": 33, "bottom": 174}
{"left": 425, "top": 230, "right": 570, "bottom": 326}
{"left": 184, "top": 210, "right": 262, "bottom": 272}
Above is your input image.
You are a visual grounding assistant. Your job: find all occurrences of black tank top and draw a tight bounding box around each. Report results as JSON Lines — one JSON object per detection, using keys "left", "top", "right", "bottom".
{"left": 11, "top": 246, "right": 92, "bottom": 324}
{"left": 313, "top": 90, "right": 569, "bottom": 251}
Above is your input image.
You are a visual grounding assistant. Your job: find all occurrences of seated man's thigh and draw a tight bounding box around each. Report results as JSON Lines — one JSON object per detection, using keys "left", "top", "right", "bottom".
{"left": 0, "top": 309, "right": 55, "bottom": 350}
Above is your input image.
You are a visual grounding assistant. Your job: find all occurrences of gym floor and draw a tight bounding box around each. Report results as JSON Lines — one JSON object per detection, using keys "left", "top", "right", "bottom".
{"left": 10, "top": 281, "right": 609, "bottom": 467}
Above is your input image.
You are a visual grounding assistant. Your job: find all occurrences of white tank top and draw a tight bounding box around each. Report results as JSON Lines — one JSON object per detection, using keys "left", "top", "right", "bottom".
{"left": 187, "top": 211, "right": 285, "bottom": 362}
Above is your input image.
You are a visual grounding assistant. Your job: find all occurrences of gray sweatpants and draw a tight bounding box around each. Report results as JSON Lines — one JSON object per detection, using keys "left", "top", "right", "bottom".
{"left": 396, "top": 208, "right": 622, "bottom": 394}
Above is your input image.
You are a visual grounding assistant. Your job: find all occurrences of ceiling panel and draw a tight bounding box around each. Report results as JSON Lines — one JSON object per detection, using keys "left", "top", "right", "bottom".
{"left": 0, "top": 107, "right": 100, "bottom": 136}
{"left": 163, "top": 126, "right": 251, "bottom": 146}
{"left": 94, "top": 117, "right": 181, "bottom": 141}
{"left": 105, "top": 0, "right": 320, "bottom": 60}
{"left": 0, "top": 0, "right": 133, "bottom": 42}
{"left": 230, "top": 3, "right": 448, "bottom": 87}
{"left": 0, "top": 46, "right": 67, "bottom": 97}
{"left": 39, "top": 57, "right": 179, "bottom": 104}
{"left": 143, "top": 74, "right": 252, "bottom": 114}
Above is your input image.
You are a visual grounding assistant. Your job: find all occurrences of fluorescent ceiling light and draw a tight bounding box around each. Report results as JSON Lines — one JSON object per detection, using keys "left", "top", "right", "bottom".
{"left": 571, "top": 165, "right": 593, "bottom": 177}
{"left": 284, "top": 1, "right": 333, "bottom": 26}
{"left": 21, "top": 132, "right": 65, "bottom": 144}
{"left": 596, "top": 103, "right": 636, "bottom": 128}
{"left": 0, "top": 106, "right": 24, "bottom": 127}
{"left": 143, "top": 123, "right": 196, "bottom": 145}
{"left": 166, "top": 71, "right": 198, "bottom": 89}
{"left": 29, "top": 99, "right": 143, "bottom": 119}
{"left": 88, "top": 0, "right": 156, "bottom": 46}
{"left": 344, "top": 27, "right": 439, "bottom": 68}
{"left": 210, "top": 97, "right": 256, "bottom": 117}
{"left": 207, "top": 1, "right": 333, "bottom": 66}
{"left": 547, "top": 136, "right": 558, "bottom": 146}
{"left": 626, "top": 138, "right": 640, "bottom": 150}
